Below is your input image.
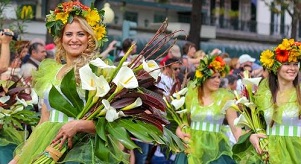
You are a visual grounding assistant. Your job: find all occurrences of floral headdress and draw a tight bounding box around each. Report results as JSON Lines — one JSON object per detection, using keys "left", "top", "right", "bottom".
{"left": 45, "top": 1, "right": 107, "bottom": 46}
{"left": 260, "top": 38, "right": 301, "bottom": 74}
{"left": 195, "top": 54, "right": 229, "bottom": 85}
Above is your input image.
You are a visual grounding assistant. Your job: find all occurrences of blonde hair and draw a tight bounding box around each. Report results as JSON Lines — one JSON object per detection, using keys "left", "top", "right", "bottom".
{"left": 54, "top": 16, "right": 99, "bottom": 83}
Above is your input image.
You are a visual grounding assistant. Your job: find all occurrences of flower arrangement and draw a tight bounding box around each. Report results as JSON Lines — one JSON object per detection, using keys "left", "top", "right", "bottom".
{"left": 0, "top": 77, "right": 39, "bottom": 146}
{"left": 45, "top": 1, "right": 107, "bottom": 46}
{"left": 260, "top": 38, "right": 301, "bottom": 74}
{"left": 195, "top": 54, "right": 229, "bottom": 85}
{"left": 32, "top": 21, "right": 185, "bottom": 164}
{"left": 223, "top": 71, "right": 268, "bottom": 163}
{"left": 164, "top": 87, "right": 191, "bottom": 151}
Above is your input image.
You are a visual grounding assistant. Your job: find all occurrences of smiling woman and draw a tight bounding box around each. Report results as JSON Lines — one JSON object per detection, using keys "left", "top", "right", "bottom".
{"left": 9, "top": 1, "right": 184, "bottom": 164}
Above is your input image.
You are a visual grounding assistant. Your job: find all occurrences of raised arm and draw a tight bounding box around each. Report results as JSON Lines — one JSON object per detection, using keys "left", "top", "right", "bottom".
{"left": 0, "top": 29, "right": 13, "bottom": 74}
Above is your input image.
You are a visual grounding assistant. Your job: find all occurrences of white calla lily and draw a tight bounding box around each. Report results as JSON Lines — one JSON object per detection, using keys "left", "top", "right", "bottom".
{"left": 113, "top": 66, "right": 138, "bottom": 91}
{"left": 176, "top": 109, "right": 187, "bottom": 114}
{"left": 242, "top": 77, "right": 262, "bottom": 87}
{"left": 0, "top": 96, "right": 10, "bottom": 104}
{"left": 171, "top": 97, "right": 185, "bottom": 110}
{"left": 172, "top": 88, "right": 188, "bottom": 98}
{"left": 122, "top": 97, "right": 142, "bottom": 110}
{"left": 222, "top": 100, "right": 239, "bottom": 112}
{"left": 142, "top": 60, "right": 160, "bottom": 80}
{"left": 30, "top": 89, "right": 39, "bottom": 105}
{"left": 234, "top": 114, "right": 251, "bottom": 130}
{"left": 102, "top": 99, "right": 125, "bottom": 122}
{"left": 16, "top": 97, "right": 28, "bottom": 107}
{"left": 79, "top": 64, "right": 110, "bottom": 97}
{"left": 90, "top": 58, "right": 116, "bottom": 69}
{"left": 11, "top": 105, "right": 24, "bottom": 114}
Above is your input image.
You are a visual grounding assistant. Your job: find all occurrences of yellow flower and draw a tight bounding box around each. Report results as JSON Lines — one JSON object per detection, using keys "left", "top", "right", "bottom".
{"left": 288, "top": 49, "right": 301, "bottom": 62}
{"left": 209, "top": 60, "right": 223, "bottom": 72}
{"left": 55, "top": 12, "right": 68, "bottom": 24}
{"left": 278, "top": 38, "right": 294, "bottom": 51}
{"left": 86, "top": 9, "right": 100, "bottom": 27}
{"left": 260, "top": 49, "right": 274, "bottom": 68}
{"left": 195, "top": 70, "right": 203, "bottom": 78}
{"left": 93, "top": 24, "right": 106, "bottom": 41}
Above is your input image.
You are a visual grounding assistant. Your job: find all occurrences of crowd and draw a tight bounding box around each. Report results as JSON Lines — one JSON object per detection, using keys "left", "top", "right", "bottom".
{"left": 0, "top": 1, "right": 301, "bottom": 164}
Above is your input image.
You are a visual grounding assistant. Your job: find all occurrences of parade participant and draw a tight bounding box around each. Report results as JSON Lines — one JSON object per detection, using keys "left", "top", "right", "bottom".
{"left": 175, "top": 54, "right": 241, "bottom": 164}
{"left": 249, "top": 38, "right": 301, "bottom": 164}
{"left": 9, "top": 1, "right": 107, "bottom": 163}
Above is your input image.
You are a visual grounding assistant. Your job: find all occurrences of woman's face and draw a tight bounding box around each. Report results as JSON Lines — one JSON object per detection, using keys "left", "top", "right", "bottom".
{"left": 20, "top": 47, "right": 28, "bottom": 58}
{"left": 62, "top": 20, "right": 89, "bottom": 60}
{"left": 278, "top": 62, "right": 299, "bottom": 82}
{"left": 203, "top": 72, "right": 221, "bottom": 92}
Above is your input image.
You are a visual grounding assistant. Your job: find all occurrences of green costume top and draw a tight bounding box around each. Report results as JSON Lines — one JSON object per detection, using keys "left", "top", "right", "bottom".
{"left": 16, "top": 59, "right": 94, "bottom": 163}
{"left": 253, "top": 79, "right": 301, "bottom": 164}
{"left": 186, "top": 84, "right": 235, "bottom": 164}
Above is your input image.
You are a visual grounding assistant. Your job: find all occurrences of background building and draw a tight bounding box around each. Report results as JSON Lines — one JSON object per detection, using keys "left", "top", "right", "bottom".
{"left": 1, "top": 0, "right": 296, "bottom": 59}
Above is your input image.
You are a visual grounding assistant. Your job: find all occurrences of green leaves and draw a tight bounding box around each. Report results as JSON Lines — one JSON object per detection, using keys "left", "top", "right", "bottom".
{"left": 49, "top": 69, "right": 84, "bottom": 117}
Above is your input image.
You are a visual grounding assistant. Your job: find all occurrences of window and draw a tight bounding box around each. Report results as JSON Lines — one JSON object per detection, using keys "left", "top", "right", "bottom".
{"left": 124, "top": 11, "right": 138, "bottom": 24}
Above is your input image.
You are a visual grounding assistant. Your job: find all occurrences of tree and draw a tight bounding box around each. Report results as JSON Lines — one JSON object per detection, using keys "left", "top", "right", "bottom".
{"left": 0, "top": 0, "right": 10, "bottom": 28}
{"left": 263, "top": 0, "right": 301, "bottom": 39}
{"left": 188, "top": 0, "right": 202, "bottom": 50}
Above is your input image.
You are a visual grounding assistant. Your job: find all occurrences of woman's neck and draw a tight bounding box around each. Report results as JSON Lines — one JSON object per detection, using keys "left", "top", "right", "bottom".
{"left": 277, "top": 78, "right": 294, "bottom": 92}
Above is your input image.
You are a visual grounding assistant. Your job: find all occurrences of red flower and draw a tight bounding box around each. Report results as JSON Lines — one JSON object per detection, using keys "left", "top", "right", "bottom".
{"left": 215, "top": 56, "right": 225, "bottom": 66}
{"left": 275, "top": 48, "right": 289, "bottom": 63}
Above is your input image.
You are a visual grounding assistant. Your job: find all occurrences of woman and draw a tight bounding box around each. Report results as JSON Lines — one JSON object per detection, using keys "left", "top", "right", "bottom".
{"left": 176, "top": 54, "right": 241, "bottom": 164}
{"left": 9, "top": 1, "right": 107, "bottom": 163}
{"left": 249, "top": 38, "right": 301, "bottom": 164}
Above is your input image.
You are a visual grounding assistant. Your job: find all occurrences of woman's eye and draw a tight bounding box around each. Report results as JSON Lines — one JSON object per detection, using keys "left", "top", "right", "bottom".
{"left": 77, "top": 32, "right": 86, "bottom": 37}
{"left": 65, "top": 33, "right": 72, "bottom": 37}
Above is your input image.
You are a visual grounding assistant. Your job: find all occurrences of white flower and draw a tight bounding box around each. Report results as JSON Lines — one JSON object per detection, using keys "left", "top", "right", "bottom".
{"left": 0, "top": 96, "right": 10, "bottom": 104}
{"left": 79, "top": 64, "right": 110, "bottom": 97}
{"left": 242, "top": 77, "right": 262, "bottom": 87}
{"left": 234, "top": 114, "right": 251, "bottom": 130}
{"left": 30, "top": 89, "right": 39, "bottom": 105}
{"left": 176, "top": 109, "right": 187, "bottom": 114}
{"left": 113, "top": 66, "right": 138, "bottom": 91}
{"left": 142, "top": 60, "right": 160, "bottom": 80}
{"left": 171, "top": 96, "right": 185, "bottom": 110}
{"left": 102, "top": 99, "right": 124, "bottom": 122}
{"left": 90, "top": 58, "right": 116, "bottom": 69}
{"left": 172, "top": 88, "right": 188, "bottom": 98}
{"left": 122, "top": 97, "right": 142, "bottom": 110}
{"left": 16, "top": 96, "right": 28, "bottom": 107}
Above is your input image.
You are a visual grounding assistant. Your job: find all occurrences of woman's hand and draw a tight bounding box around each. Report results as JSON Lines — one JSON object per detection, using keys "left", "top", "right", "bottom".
{"left": 52, "top": 120, "right": 79, "bottom": 149}
{"left": 176, "top": 125, "right": 190, "bottom": 142}
{"left": 249, "top": 133, "right": 267, "bottom": 154}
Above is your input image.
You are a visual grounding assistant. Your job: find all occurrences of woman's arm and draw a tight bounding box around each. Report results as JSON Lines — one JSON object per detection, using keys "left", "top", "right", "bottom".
{"left": 39, "top": 103, "right": 50, "bottom": 124}
{"left": 0, "top": 29, "right": 13, "bottom": 74}
{"left": 226, "top": 108, "right": 242, "bottom": 141}
{"left": 100, "top": 40, "right": 117, "bottom": 59}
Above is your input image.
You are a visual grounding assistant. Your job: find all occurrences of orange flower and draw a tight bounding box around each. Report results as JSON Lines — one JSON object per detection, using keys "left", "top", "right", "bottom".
{"left": 215, "top": 56, "right": 225, "bottom": 67}
{"left": 275, "top": 48, "right": 289, "bottom": 63}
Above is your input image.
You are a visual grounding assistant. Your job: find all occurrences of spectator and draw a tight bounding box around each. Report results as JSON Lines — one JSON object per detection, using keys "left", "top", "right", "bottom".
{"left": 115, "top": 38, "right": 137, "bottom": 62}
{"left": 237, "top": 54, "right": 263, "bottom": 77}
{"left": 225, "top": 74, "right": 238, "bottom": 91}
{"left": 159, "top": 44, "right": 181, "bottom": 66}
{"left": 20, "top": 42, "right": 47, "bottom": 81}
{"left": 181, "top": 42, "right": 198, "bottom": 73}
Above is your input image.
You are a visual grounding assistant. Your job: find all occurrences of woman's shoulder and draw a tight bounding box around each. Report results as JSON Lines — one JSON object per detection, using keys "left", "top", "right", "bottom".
{"left": 32, "top": 59, "right": 62, "bottom": 97}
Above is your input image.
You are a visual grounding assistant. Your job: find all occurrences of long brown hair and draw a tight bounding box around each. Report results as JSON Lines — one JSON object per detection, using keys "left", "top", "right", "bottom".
{"left": 268, "top": 72, "right": 301, "bottom": 127}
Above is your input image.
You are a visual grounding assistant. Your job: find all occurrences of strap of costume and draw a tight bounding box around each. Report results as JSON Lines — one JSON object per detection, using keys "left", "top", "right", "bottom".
{"left": 32, "top": 59, "right": 62, "bottom": 98}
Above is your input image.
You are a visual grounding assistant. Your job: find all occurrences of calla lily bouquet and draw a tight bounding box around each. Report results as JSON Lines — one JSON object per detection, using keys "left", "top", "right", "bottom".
{"left": 164, "top": 86, "right": 192, "bottom": 155}
{"left": 0, "top": 78, "right": 39, "bottom": 147}
{"left": 223, "top": 70, "right": 268, "bottom": 163}
{"left": 33, "top": 21, "right": 185, "bottom": 164}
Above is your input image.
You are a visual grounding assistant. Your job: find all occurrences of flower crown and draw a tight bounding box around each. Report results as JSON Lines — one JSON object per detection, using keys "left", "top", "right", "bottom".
{"left": 45, "top": 1, "right": 107, "bottom": 46}
{"left": 195, "top": 54, "right": 229, "bottom": 85}
{"left": 260, "top": 38, "right": 301, "bottom": 74}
